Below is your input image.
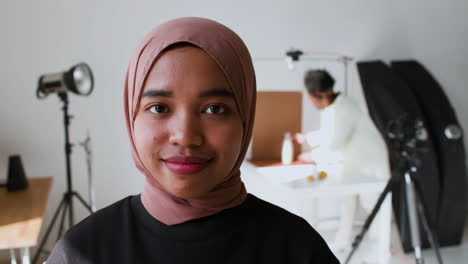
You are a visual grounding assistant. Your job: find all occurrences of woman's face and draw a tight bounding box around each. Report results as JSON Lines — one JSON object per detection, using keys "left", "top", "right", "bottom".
{"left": 134, "top": 46, "right": 243, "bottom": 199}
{"left": 308, "top": 91, "right": 333, "bottom": 110}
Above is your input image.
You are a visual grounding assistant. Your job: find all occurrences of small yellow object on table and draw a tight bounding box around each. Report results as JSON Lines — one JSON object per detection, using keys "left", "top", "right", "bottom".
{"left": 318, "top": 171, "right": 328, "bottom": 180}
{"left": 306, "top": 171, "right": 327, "bottom": 182}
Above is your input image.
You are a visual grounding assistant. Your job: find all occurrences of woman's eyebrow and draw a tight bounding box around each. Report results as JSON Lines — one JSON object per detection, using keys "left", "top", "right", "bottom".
{"left": 199, "top": 88, "right": 234, "bottom": 98}
{"left": 141, "top": 90, "right": 173, "bottom": 98}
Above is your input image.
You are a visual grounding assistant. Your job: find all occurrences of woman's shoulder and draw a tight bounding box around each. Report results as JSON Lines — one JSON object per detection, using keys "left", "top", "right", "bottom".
{"left": 245, "top": 194, "right": 338, "bottom": 262}
{"left": 245, "top": 194, "right": 315, "bottom": 231}
{"left": 64, "top": 196, "right": 135, "bottom": 243}
{"left": 46, "top": 196, "right": 137, "bottom": 263}
{"left": 68, "top": 195, "right": 134, "bottom": 235}
{"left": 335, "top": 94, "right": 359, "bottom": 110}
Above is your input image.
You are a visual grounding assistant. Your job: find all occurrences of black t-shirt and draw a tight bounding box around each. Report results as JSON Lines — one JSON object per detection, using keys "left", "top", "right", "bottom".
{"left": 47, "top": 194, "right": 339, "bottom": 263}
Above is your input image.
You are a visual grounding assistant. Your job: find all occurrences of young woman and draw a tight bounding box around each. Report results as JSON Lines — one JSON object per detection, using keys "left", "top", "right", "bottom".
{"left": 294, "top": 69, "right": 390, "bottom": 252}
{"left": 46, "top": 17, "right": 338, "bottom": 264}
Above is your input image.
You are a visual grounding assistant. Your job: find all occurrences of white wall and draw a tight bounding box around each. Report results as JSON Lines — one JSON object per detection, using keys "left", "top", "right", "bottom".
{"left": 1, "top": 0, "right": 467, "bottom": 257}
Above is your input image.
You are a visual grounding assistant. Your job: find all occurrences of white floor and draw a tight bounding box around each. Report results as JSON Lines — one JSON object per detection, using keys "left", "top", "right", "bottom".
{"left": 330, "top": 218, "right": 468, "bottom": 264}
{"left": 388, "top": 219, "right": 468, "bottom": 264}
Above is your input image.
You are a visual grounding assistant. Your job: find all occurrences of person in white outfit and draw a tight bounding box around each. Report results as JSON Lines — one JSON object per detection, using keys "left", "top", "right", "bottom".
{"left": 294, "top": 69, "right": 391, "bottom": 252}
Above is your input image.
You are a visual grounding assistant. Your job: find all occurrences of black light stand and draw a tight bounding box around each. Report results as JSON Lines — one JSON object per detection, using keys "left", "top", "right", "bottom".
{"left": 33, "top": 93, "right": 93, "bottom": 264}
{"left": 344, "top": 116, "right": 443, "bottom": 264}
{"left": 344, "top": 167, "right": 443, "bottom": 264}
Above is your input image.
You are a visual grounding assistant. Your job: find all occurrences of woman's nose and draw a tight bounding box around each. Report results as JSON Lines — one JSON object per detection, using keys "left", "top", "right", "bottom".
{"left": 168, "top": 111, "right": 203, "bottom": 148}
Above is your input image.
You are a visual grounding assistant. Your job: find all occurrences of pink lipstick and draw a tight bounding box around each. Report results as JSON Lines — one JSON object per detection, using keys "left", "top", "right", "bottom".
{"left": 163, "top": 156, "right": 211, "bottom": 174}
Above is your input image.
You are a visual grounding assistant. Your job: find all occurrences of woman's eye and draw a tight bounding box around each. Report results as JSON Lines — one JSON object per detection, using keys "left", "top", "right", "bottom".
{"left": 149, "top": 104, "right": 169, "bottom": 114}
{"left": 205, "top": 105, "right": 227, "bottom": 114}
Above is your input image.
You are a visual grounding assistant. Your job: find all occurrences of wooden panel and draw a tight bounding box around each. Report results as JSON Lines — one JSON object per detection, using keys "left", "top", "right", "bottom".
{"left": 251, "top": 91, "right": 302, "bottom": 164}
{"left": 0, "top": 177, "right": 53, "bottom": 249}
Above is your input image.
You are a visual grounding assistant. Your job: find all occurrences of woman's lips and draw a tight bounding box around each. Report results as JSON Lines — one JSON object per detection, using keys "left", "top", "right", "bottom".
{"left": 163, "top": 156, "right": 211, "bottom": 174}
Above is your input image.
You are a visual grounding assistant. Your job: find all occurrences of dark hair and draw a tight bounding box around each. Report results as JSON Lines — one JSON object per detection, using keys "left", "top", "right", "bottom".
{"left": 304, "top": 69, "right": 335, "bottom": 95}
{"left": 163, "top": 41, "right": 198, "bottom": 51}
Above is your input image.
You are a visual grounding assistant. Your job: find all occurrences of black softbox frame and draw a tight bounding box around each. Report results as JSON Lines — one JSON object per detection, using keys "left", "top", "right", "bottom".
{"left": 357, "top": 60, "right": 441, "bottom": 252}
{"left": 392, "top": 60, "right": 467, "bottom": 247}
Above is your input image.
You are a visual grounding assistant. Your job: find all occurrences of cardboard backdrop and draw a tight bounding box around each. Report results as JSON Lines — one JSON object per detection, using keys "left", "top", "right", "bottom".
{"left": 251, "top": 91, "right": 302, "bottom": 165}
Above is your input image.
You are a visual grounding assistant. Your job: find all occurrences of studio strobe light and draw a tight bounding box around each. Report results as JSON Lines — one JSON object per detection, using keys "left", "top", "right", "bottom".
{"left": 33, "top": 63, "right": 95, "bottom": 264}
{"left": 285, "top": 48, "right": 303, "bottom": 71}
{"left": 37, "top": 63, "right": 94, "bottom": 99}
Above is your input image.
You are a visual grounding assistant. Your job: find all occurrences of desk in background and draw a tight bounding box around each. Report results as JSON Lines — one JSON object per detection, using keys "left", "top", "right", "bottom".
{"left": 241, "top": 162, "right": 391, "bottom": 264}
{"left": 0, "top": 177, "right": 53, "bottom": 264}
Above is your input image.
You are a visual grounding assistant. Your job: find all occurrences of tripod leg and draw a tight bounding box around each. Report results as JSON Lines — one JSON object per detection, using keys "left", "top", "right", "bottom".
{"left": 32, "top": 195, "right": 66, "bottom": 264}
{"left": 57, "top": 199, "right": 69, "bottom": 241}
{"left": 412, "top": 179, "right": 444, "bottom": 264}
{"left": 72, "top": 191, "right": 93, "bottom": 213}
{"left": 404, "top": 172, "right": 424, "bottom": 264}
{"left": 68, "top": 193, "right": 74, "bottom": 229}
{"left": 416, "top": 199, "right": 444, "bottom": 264}
{"left": 344, "top": 179, "right": 393, "bottom": 264}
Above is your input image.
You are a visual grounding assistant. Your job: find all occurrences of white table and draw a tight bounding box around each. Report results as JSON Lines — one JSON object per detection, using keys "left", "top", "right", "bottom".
{"left": 241, "top": 162, "right": 391, "bottom": 264}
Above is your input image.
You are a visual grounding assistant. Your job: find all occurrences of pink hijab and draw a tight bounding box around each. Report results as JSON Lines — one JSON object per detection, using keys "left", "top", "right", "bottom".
{"left": 124, "top": 17, "right": 256, "bottom": 225}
